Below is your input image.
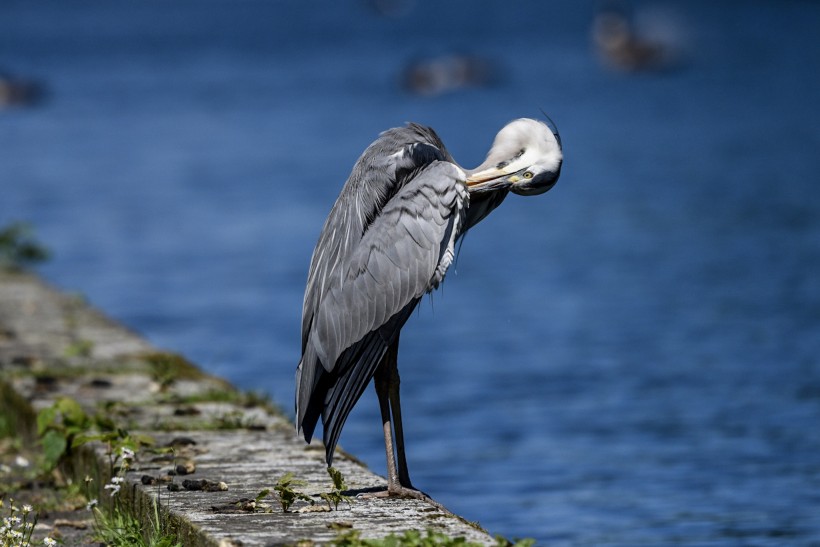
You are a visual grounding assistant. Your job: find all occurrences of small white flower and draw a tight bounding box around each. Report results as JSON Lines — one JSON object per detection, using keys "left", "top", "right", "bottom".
{"left": 104, "top": 483, "right": 121, "bottom": 496}
{"left": 22, "top": 504, "right": 33, "bottom": 514}
{"left": 111, "top": 476, "right": 125, "bottom": 484}
{"left": 14, "top": 455, "right": 30, "bottom": 467}
{"left": 119, "top": 447, "right": 135, "bottom": 459}
{"left": 44, "top": 537, "right": 58, "bottom": 546}
{"left": 85, "top": 498, "right": 98, "bottom": 510}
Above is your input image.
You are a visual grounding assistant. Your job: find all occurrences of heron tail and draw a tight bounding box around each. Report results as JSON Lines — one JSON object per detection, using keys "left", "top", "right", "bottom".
{"left": 295, "top": 343, "right": 324, "bottom": 443}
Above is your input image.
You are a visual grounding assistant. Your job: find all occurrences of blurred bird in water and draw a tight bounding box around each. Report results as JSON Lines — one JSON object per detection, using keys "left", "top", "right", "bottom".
{"left": 0, "top": 69, "right": 46, "bottom": 108}
{"left": 296, "top": 118, "right": 562, "bottom": 500}
{"left": 592, "top": 3, "right": 685, "bottom": 72}
{"left": 401, "top": 54, "right": 497, "bottom": 97}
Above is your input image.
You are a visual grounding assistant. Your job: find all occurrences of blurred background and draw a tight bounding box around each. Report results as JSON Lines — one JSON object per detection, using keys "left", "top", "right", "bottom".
{"left": 2, "top": 0, "right": 820, "bottom": 544}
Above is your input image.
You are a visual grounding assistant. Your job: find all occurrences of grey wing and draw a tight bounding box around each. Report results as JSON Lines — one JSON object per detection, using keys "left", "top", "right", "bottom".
{"left": 296, "top": 161, "right": 468, "bottom": 462}
{"left": 310, "top": 160, "right": 468, "bottom": 373}
{"left": 300, "top": 137, "right": 450, "bottom": 354}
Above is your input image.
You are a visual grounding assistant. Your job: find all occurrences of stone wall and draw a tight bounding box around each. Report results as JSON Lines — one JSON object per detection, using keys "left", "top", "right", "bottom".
{"left": 0, "top": 270, "right": 495, "bottom": 546}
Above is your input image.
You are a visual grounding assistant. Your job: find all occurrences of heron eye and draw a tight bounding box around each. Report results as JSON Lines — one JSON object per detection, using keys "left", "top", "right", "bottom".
{"left": 522, "top": 171, "right": 534, "bottom": 179}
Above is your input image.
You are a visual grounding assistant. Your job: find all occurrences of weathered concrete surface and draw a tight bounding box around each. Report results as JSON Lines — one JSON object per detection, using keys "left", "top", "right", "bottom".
{"left": 0, "top": 270, "right": 494, "bottom": 545}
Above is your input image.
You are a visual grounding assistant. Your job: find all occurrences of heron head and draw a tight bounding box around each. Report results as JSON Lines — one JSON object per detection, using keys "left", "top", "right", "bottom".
{"left": 465, "top": 118, "right": 563, "bottom": 196}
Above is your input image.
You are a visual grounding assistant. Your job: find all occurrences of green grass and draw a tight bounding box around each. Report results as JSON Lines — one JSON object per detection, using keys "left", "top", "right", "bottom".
{"left": 91, "top": 501, "right": 180, "bottom": 547}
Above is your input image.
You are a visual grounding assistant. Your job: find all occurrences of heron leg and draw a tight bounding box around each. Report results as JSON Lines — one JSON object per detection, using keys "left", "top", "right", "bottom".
{"left": 386, "top": 353, "right": 413, "bottom": 488}
{"left": 374, "top": 349, "right": 400, "bottom": 490}
{"left": 377, "top": 338, "right": 414, "bottom": 489}
{"left": 369, "top": 340, "right": 444, "bottom": 507}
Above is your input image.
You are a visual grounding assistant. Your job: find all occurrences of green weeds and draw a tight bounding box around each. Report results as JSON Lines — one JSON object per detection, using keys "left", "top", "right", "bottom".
{"left": 319, "top": 467, "right": 352, "bottom": 510}
{"left": 272, "top": 467, "right": 353, "bottom": 513}
{"left": 35, "top": 397, "right": 153, "bottom": 474}
{"left": 273, "top": 473, "right": 313, "bottom": 512}
{"left": 63, "top": 339, "right": 94, "bottom": 359}
{"left": 36, "top": 397, "right": 93, "bottom": 472}
{"left": 141, "top": 352, "right": 204, "bottom": 391}
{"left": 0, "top": 223, "right": 50, "bottom": 272}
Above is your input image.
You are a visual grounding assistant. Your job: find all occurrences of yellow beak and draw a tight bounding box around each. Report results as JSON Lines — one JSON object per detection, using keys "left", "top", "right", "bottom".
{"left": 466, "top": 167, "right": 506, "bottom": 185}
{"left": 465, "top": 166, "right": 518, "bottom": 191}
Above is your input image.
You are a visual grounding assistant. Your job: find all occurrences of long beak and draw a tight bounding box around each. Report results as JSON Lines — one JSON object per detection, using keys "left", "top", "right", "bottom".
{"left": 465, "top": 167, "right": 513, "bottom": 193}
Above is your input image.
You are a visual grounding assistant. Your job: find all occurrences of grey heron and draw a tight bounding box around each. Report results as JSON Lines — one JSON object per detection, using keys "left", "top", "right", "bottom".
{"left": 296, "top": 118, "right": 563, "bottom": 500}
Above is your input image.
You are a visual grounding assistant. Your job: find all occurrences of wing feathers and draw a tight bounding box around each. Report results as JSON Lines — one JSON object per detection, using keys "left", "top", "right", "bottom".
{"left": 310, "top": 162, "right": 465, "bottom": 373}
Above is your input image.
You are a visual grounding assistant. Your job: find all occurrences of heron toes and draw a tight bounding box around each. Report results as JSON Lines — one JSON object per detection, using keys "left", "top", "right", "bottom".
{"left": 358, "top": 484, "right": 436, "bottom": 504}
{"left": 389, "top": 485, "right": 431, "bottom": 502}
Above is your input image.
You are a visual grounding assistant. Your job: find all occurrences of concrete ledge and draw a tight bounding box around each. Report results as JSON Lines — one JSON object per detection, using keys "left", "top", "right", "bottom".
{"left": 0, "top": 271, "right": 495, "bottom": 545}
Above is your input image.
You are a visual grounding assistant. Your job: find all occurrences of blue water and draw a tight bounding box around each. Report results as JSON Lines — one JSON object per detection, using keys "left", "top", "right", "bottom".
{"left": 3, "top": 1, "right": 820, "bottom": 544}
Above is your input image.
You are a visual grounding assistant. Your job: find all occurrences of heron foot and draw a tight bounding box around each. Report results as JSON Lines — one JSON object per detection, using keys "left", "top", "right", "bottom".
{"left": 359, "top": 484, "right": 446, "bottom": 511}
